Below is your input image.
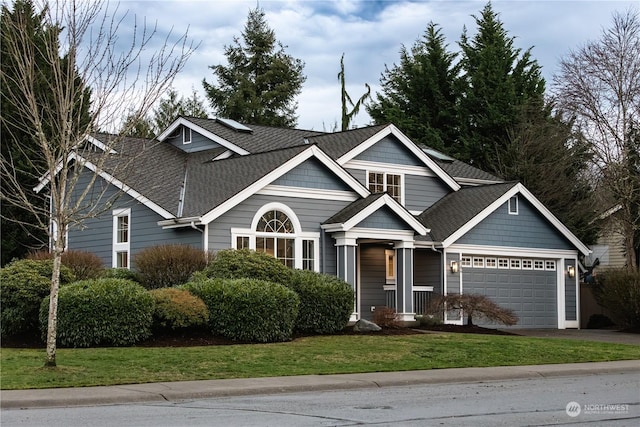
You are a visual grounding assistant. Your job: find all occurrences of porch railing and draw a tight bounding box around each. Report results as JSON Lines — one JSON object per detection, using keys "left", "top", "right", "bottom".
{"left": 383, "top": 285, "right": 434, "bottom": 315}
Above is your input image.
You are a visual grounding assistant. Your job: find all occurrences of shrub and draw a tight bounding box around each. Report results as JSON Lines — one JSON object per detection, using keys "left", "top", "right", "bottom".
{"left": 199, "top": 249, "right": 293, "bottom": 285}
{"left": 590, "top": 269, "right": 640, "bottom": 329}
{"left": 586, "top": 313, "right": 615, "bottom": 329}
{"left": 0, "top": 259, "right": 76, "bottom": 338}
{"left": 149, "top": 288, "right": 209, "bottom": 330}
{"left": 134, "top": 244, "right": 208, "bottom": 289}
{"left": 286, "top": 269, "right": 353, "bottom": 334}
{"left": 102, "top": 268, "right": 141, "bottom": 282}
{"left": 372, "top": 306, "right": 403, "bottom": 329}
{"left": 40, "top": 278, "right": 154, "bottom": 347}
{"left": 28, "top": 250, "right": 105, "bottom": 280}
{"left": 429, "top": 293, "right": 518, "bottom": 326}
{"left": 183, "top": 278, "right": 299, "bottom": 343}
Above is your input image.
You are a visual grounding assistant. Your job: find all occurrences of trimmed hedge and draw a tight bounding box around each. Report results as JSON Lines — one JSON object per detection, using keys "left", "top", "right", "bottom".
{"left": 149, "top": 288, "right": 209, "bottom": 330}
{"left": 286, "top": 269, "right": 354, "bottom": 334}
{"left": 183, "top": 278, "right": 299, "bottom": 343}
{"left": 40, "top": 278, "right": 154, "bottom": 347}
{"left": 198, "top": 249, "right": 293, "bottom": 285}
{"left": 134, "top": 244, "right": 208, "bottom": 289}
{"left": 103, "top": 267, "right": 141, "bottom": 282}
{"left": 0, "top": 259, "right": 76, "bottom": 338}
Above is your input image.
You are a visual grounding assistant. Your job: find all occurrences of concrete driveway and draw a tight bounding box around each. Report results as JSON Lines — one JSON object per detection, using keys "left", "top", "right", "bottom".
{"left": 506, "top": 328, "right": 640, "bottom": 345}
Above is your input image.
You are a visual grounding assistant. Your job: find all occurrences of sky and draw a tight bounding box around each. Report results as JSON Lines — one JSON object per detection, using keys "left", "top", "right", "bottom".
{"left": 116, "top": 0, "right": 638, "bottom": 131}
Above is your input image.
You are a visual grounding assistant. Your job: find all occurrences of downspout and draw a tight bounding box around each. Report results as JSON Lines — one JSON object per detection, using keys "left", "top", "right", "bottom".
{"left": 190, "top": 221, "right": 203, "bottom": 233}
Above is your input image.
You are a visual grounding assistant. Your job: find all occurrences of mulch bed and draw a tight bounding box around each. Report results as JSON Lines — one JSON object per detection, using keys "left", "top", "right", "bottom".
{"left": 3, "top": 324, "right": 512, "bottom": 349}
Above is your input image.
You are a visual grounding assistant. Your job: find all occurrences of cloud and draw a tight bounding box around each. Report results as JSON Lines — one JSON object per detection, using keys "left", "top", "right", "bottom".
{"left": 115, "top": 0, "right": 638, "bottom": 130}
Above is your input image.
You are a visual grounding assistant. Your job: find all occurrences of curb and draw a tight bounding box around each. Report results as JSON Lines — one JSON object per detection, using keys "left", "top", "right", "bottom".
{"left": 2, "top": 360, "right": 638, "bottom": 410}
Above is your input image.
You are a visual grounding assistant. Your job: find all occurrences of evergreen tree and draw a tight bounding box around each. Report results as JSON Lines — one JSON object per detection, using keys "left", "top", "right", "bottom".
{"left": 202, "top": 7, "right": 305, "bottom": 128}
{"left": 367, "top": 22, "right": 460, "bottom": 154}
{"left": 457, "top": 2, "right": 545, "bottom": 171}
{"left": 0, "top": 0, "right": 91, "bottom": 265}
{"left": 338, "top": 53, "right": 370, "bottom": 131}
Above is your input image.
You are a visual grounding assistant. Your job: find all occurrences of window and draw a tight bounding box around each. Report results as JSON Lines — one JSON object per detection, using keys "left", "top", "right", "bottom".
{"left": 460, "top": 256, "right": 472, "bottom": 267}
{"left": 485, "top": 258, "right": 497, "bottom": 268}
{"left": 183, "top": 127, "right": 192, "bottom": 144}
{"left": 498, "top": 258, "right": 509, "bottom": 269}
{"left": 231, "top": 204, "right": 319, "bottom": 271}
{"left": 368, "top": 172, "right": 402, "bottom": 203}
{"left": 385, "top": 249, "right": 395, "bottom": 284}
{"left": 522, "top": 259, "right": 533, "bottom": 270}
{"left": 534, "top": 260, "right": 545, "bottom": 270}
{"left": 112, "top": 208, "right": 130, "bottom": 268}
{"left": 508, "top": 195, "right": 519, "bottom": 215}
{"left": 473, "top": 257, "right": 485, "bottom": 268}
{"left": 510, "top": 259, "right": 521, "bottom": 269}
{"left": 236, "top": 236, "right": 249, "bottom": 249}
{"left": 302, "top": 240, "right": 315, "bottom": 271}
{"left": 545, "top": 260, "right": 556, "bottom": 271}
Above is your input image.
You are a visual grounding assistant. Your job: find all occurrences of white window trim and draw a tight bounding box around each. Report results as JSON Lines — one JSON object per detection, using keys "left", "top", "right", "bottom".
{"left": 522, "top": 259, "right": 533, "bottom": 270}
{"left": 473, "top": 257, "right": 485, "bottom": 268}
{"left": 508, "top": 195, "right": 519, "bottom": 215}
{"left": 112, "top": 208, "right": 131, "bottom": 268}
{"left": 460, "top": 256, "right": 472, "bottom": 267}
{"left": 498, "top": 258, "right": 510, "bottom": 269}
{"left": 366, "top": 170, "right": 404, "bottom": 204}
{"left": 230, "top": 203, "right": 320, "bottom": 271}
{"left": 385, "top": 249, "right": 395, "bottom": 284}
{"left": 485, "top": 258, "right": 497, "bottom": 268}
{"left": 183, "top": 127, "right": 192, "bottom": 144}
{"left": 510, "top": 259, "right": 521, "bottom": 269}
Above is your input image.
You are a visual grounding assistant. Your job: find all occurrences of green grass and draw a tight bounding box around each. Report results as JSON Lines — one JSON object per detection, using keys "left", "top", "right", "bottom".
{"left": 2, "top": 333, "right": 639, "bottom": 390}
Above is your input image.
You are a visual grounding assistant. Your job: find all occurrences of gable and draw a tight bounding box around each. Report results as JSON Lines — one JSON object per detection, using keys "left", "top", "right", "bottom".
{"left": 353, "top": 135, "right": 423, "bottom": 166}
{"left": 355, "top": 205, "right": 413, "bottom": 230}
{"left": 455, "top": 196, "right": 575, "bottom": 250}
{"left": 271, "top": 158, "right": 353, "bottom": 192}
{"left": 166, "top": 126, "right": 222, "bottom": 153}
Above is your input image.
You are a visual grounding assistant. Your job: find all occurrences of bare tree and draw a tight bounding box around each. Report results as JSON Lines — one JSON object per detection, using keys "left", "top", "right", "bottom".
{"left": 429, "top": 294, "right": 518, "bottom": 327}
{"left": 0, "top": 0, "right": 196, "bottom": 366}
{"left": 338, "top": 53, "right": 370, "bottom": 131}
{"left": 553, "top": 8, "right": 640, "bottom": 269}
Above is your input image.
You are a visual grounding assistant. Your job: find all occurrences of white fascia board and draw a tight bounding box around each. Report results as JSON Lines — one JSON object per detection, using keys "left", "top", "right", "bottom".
{"left": 157, "top": 117, "right": 250, "bottom": 155}
{"left": 201, "top": 145, "right": 369, "bottom": 224}
{"left": 257, "top": 185, "right": 359, "bottom": 202}
{"left": 85, "top": 135, "right": 118, "bottom": 154}
{"left": 442, "top": 183, "right": 591, "bottom": 256}
{"left": 336, "top": 124, "right": 460, "bottom": 192}
{"left": 323, "top": 194, "right": 428, "bottom": 236}
{"left": 76, "top": 154, "right": 175, "bottom": 220}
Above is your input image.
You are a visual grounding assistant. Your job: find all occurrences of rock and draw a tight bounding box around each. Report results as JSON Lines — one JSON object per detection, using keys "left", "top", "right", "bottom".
{"left": 353, "top": 319, "right": 382, "bottom": 332}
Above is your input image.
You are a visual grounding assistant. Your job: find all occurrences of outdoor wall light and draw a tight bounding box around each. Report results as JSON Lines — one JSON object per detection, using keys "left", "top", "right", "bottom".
{"left": 567, "top": 265, "right": 575, "bottom": 278}
{"left": 450, "top": 260, "right": 459, "bottom": 274}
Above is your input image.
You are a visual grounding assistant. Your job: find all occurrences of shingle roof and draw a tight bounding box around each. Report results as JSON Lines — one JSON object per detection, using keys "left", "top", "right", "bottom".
{"left": 436, "top": 159, "right": 502, "bottom": 182}
{"left": 308, "top": 124, "right": 389, "bottom": 159}
{"left": 184, "top": 117, "right": 325, "bottom": 154}
{"left": 181, "top": 145, "right": 310, "bottom": 217}
{"left": 417, "top": 182, "right": 518, "bottom": 241}
{"left": 323, "top": 193, "right": 387, "bottom": 224}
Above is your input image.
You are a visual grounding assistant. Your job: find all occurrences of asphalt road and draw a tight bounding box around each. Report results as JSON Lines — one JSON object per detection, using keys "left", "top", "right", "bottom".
{"left": 3, "top": 370, "right": 638, "bottom": 426}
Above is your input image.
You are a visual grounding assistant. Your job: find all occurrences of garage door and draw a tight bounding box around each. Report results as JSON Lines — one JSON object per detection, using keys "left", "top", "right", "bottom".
{"left": 461, "top": 257, "right": 557, "bottom": 328}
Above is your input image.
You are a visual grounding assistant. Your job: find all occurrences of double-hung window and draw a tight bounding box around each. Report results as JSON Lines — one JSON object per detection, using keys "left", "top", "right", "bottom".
{"left": 368, "top": 172, "right": 402, "bottom": 203}
{"left": 112, "top": 208, "right": 130, "bottom": 268}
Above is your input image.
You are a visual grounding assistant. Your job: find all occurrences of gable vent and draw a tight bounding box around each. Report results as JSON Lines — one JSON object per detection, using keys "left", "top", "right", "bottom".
{"left": 216, "top": 117, "right": 253, "bottom": 133}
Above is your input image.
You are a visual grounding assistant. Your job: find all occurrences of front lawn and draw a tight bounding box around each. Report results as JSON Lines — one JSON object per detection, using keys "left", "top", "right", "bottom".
{"left": 2, "top": 333, "right": 639, "bottom": 390}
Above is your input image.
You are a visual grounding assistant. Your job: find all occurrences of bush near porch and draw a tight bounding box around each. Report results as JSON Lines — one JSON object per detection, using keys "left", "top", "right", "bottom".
{"left": 590, "top": 269, "right": 640, "bottom": 329}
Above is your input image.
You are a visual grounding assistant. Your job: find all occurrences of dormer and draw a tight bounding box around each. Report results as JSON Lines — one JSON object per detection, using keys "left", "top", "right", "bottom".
{"left": 157, "top": 117, "right": 250, "bottom": 155}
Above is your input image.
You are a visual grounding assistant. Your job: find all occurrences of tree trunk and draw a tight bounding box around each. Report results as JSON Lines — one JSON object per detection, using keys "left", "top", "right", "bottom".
{"left": 45, "top": 233, "right": 64, "bottom": 367}
{"left": 467, "top": 313, "right": 474, "bottom": 326}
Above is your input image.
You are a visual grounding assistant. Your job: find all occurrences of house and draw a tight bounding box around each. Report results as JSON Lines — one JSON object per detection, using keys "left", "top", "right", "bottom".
{"left": 41, "top": 117, "right": 591, "bottom": 329}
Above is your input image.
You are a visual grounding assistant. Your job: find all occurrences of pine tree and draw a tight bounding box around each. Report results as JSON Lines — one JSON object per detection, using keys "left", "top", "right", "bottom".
{"left": 457, "top": 2, "right": 545, "bottom": 171}
{"left": 202, "top": 7, "right": 305, "bottom": 128}
{"left": 367, "top": 22, "right": 461, "bottom": 154}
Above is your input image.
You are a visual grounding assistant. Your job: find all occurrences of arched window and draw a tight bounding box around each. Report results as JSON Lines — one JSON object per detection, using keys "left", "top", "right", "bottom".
{"left": 256, "top": 209, "right": 295, "bottom": 268}
{"left": 231, "top": 203, "right": 319, "bottom": 271}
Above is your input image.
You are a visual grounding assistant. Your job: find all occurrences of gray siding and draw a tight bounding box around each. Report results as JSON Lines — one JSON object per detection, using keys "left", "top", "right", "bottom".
{"left": 354, "top": 135, "right": 422, "bottom": 166}
{"left": 207, "top": 194, "right": 350, "bottom": 275}
{"left": 359, "top": 244, "right": 388, "bottom": 320}
{"left": 67, "top": 172, "right": 202, "bottom": 268}
{"left": 346, "top": 168, "right": 366, "bottom": 186}
{"left": 272, "top": 158, "right": 352, "bottom": 191}
{"left": 415, "top": 250, "right": 442, "bottom": 293}
{"left": 405, "top": 175, "right": 450, "bottom": 212}
{"left": 565, "top": 259, "right": 577, "bottom": 321}
{"left": 168, "top": 127, "right": 221, "bottom": 153}
{"left": 355, "top": 206, "right": 411, "bottom": 230}
{"left": 456, "top": 198, "right": 574, "bottom": 250}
